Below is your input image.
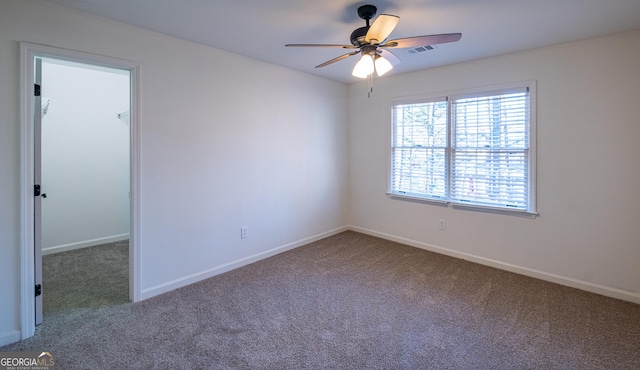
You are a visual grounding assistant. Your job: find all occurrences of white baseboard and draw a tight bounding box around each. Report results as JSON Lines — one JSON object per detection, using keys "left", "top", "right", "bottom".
{"left": 349, "top": 225, "right": 640, "bottom": 305}
{"left": 0, "top": 330, "right": 22, "bottom": 347}
{"left": 42, "top": 233, "right": 130, "bottom": 255}
{"left": 140, "top": 226, "right": 350, "bottom": 300}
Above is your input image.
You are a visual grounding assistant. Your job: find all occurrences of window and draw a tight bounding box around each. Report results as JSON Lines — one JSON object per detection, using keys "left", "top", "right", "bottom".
{"left": 390, "top": 83, "right": 536, "bottom": 214}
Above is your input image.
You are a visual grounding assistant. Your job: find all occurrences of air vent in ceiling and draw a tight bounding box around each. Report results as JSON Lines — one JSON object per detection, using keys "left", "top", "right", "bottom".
{"left": 407, "top": 45, "right": 436, "bottom": 54}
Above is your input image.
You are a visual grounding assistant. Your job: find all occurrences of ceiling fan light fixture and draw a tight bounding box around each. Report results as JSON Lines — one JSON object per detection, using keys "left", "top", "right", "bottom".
{"left": 352, "top": 53, "right": 374, "bottom": 78}
{"left": 375, "top": 55, "right": 393, "bottom": 76}
{"left": 285, "top": 4, "right": 462, "bottom": 89}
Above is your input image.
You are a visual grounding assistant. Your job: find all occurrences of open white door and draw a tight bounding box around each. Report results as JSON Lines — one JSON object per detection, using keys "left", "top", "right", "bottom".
{"left": 34, "top": 57, "right": 43, "bottom": 326}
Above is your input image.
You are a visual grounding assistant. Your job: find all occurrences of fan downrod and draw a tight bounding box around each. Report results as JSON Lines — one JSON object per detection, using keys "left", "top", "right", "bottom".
{"left": 351, "top": 5, "right": 378, "bottom": 46}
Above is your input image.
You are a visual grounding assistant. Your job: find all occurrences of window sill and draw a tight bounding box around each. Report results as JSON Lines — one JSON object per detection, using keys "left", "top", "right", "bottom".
{"left": 387, "top": 192, "right": 538, "bottom": 218}
{"left": 452, "top": 203, "right": 538, "bottom": 218}
{"left": 386, "top": 192, "right": 448, "bottom": 206}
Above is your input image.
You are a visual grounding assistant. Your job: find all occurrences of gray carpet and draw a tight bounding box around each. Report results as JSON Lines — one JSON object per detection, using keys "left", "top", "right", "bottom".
{"left": 2, "top": 231, "right": 639, "bottom": 369}
{"left": 41, "top": 239, "right": 129, "bottom": 317}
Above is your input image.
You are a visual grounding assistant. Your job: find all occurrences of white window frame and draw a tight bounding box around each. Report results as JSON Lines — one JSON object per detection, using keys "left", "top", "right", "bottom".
{"left": 388, "top": 81, "right": 537, "bottom": 216}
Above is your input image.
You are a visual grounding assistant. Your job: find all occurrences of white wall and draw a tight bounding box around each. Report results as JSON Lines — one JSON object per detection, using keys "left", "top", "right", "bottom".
{"left": 0, "top": 0, "right": 348, "bottom": 345}
{"left": 348, "top": 29, "right": 640, "bottom": 303}
{"left": 41, "top": 60, "right": 130, "bottom": 253}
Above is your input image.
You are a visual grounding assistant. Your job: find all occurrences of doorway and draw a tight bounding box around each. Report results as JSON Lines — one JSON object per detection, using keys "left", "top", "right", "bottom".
{"left": 38, "top": 57, "right": 131, "bottom": 322}
{"left": 20, "top": 43, "right": 140, "bottom": 339}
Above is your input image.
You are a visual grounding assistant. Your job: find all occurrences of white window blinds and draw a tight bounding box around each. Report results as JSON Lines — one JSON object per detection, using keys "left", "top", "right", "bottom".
{"left": 390, "top": 84, "right": 535, "bottom": 213}
{"left": 451, "top": 88, "right": 529, "bottom": 209}
{"left": 391, "top": 99, "right": 448, "bottom": 199}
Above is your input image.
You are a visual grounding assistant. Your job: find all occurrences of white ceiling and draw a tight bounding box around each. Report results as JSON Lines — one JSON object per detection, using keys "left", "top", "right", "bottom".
{"left": 42, "top": 0, "right": 640, "bottom": 84}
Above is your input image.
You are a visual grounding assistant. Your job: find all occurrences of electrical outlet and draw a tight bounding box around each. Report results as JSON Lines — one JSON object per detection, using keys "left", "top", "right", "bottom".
{"left": 240, "top": 227, "right": 248, "bottom": 239}
{"left": 438, "top": 219, "right": 446, "bottom": 231}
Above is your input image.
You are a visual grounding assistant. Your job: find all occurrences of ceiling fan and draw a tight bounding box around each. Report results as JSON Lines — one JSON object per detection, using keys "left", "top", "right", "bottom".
{"left": 285, "top": 4, "right": 462, "bottom": 79}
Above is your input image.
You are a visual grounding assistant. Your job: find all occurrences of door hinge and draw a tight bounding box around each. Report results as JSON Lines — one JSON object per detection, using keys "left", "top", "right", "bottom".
{"left": 34, "top": 184, "right": 41, "bottom": 197}
{"left": 35, "top": 284, "right": 42, "bottom": 297}
{"left": 34, "top": 83, "right": 41, "bottom": 97}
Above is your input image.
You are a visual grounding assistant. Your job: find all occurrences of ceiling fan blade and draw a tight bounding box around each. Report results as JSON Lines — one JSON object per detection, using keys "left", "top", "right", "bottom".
{"left": 315, "top": 51, "right": 360, "bottom": 68}
{"left": 378, "top": 49, "right": 401, "bottom": 66}
{"left": 381, "top": 33, "right": 462, "bottom": 48}
{"left": 285, "top": 43, "right": 357, "bottom": 49}
{"left": 365, "top": 14, "right": 400, "bottom": 44}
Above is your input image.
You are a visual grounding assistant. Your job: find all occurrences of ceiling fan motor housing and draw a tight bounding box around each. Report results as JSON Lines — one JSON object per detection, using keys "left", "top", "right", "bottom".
{"left": 350, "top": 27, "right": 369, "bottom": 46}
